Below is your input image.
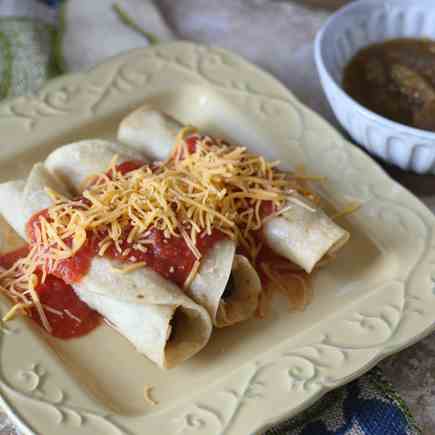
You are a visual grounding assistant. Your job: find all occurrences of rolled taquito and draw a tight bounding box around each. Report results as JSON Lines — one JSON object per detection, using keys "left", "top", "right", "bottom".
{"left": 118, "top": 107, "right": 349, "bottom": 273}
{"left": 0, "top": 163, "right": 212, "bottom": 368}
{"left": 45, "top": 139, "right": 146, "bottom": 191}
{"left": 118, "top": 105, "right": 181, "bottom": 161}
{"left": 45, "top": 140, "right": 261, "bottom": 327}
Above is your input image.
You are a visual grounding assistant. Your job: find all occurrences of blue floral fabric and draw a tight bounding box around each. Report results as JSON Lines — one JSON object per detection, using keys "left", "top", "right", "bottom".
{"left": 265, "top": 368, "right": 420, "bottom": 435}
{"left": 37, "top": 0, "right": 62, "bottom": 6}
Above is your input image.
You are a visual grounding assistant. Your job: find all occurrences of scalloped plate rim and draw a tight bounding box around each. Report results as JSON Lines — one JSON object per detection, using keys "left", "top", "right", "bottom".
{"left": 0, "top": 41, "right": 432, "bottom": 435}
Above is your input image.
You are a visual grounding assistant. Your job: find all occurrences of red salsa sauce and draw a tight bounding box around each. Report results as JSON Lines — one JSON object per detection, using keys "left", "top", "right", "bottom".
{"left": 0, "top": 247, "right": 100, "bottom": 339}
{"left": 24, "top": 159, "right": 150, "bottom": 285}
{"left": 103, "top": 226, "right": 224, "bottom": 287}
{"left": 26, "top": 158, "right": 225, "bottom": 288}
{"left": 26, "top": 209, "right": 96, "bottom": 285}
{"left": 113, "top": 159, "right": 146, "bottom": 175}
{"left": 9, "top": 140, "right": 283, "bottom": 338}
{"left": 185, "top": 135, "right": 199, "bottom": 153}
{"left": 14, "top": 156, "right": 224, "bottom": 338}
{"left": 185, "top": 134, "right": 289, "bottom": 284}
{"left": 102, "top": 154, "right": 226, "bottom": 285}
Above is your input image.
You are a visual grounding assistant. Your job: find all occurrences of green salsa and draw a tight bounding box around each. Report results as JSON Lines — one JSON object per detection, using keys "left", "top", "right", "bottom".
{"left": 343, "top": 38, "right": 435, "bottom": 132}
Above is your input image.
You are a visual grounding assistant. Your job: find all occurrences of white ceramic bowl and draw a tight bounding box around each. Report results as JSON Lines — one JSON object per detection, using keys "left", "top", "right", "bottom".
{"left": 315, "top": 0, "right": 435, "bottom": 174}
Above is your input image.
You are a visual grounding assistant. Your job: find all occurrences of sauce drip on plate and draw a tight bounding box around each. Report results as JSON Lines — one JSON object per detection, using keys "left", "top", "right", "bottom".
{"left": 0, "top": 247, "right": 100, "bottom": 338}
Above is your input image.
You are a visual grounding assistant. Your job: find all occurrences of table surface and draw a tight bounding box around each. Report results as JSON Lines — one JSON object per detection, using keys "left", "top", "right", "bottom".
{"left": 1, "top": 1, "right": 434, "bottom": 434}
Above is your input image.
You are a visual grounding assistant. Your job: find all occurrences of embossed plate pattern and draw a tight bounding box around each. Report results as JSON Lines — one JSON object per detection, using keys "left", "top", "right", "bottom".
{"left": 0, "top": 42, "right": 433, "bottom": 435}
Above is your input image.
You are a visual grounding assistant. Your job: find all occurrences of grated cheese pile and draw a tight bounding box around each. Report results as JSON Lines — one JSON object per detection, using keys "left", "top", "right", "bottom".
{"left": 27, "top": 127, "right": 315, "bottom": 266}
{"left": 0, "top": 127, "right": 320, "bottom": 328}
{"left": 0, "top": 246, "right": 51, "bottom": 331}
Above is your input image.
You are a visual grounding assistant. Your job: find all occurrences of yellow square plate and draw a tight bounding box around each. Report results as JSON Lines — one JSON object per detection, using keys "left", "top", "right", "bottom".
{"left": 0, "top": 42, "right": 433, "bottom": 435}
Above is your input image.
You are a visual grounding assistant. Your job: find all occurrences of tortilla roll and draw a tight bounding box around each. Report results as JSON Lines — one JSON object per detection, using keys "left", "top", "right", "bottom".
{"left": 263, "top": 198, "right": 349, "bottom": 273}
{"left": 45, "top": 139, "right": 146, "bottom": 191}
{"left": 118, "top": 105, "right": 182, "bottom": 161}
{"left": 0, "top": 163, "right": 212, "bottom": 369}
{"left": 188, "top": 240, "right": 261, "bottom": 328}
{"left": 45, "top": 140, "right": 261, "bottom": 327}
{"left": 118, "top": 107, "right": 349, "bottom": 273}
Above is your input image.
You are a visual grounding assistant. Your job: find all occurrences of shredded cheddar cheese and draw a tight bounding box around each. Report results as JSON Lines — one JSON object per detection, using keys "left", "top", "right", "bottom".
{"left": 331, "top": 201, "right": 361, "bottom": 220}
{"left": 64, "top": 309, "right": 81, "bottom": 323}
{"left": 28, "top": 130, "right": 310, "bottom": 264}
{"left": 0, "top": 247, "right": 51, "bottom": 330}
{"left": 112, "top": 262, "right": 147, "bottom": 274}
{"left": 183, "top": 260, "right": 201, "bottom": 289}
{"left": 144, "top": 385, "right": 158, "bottom": 405}
{"left": 2, "top": 302, "right": 32, "bottom": 322}
{"left": 0, "top": 127, "right": 321, "bottom": 330}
